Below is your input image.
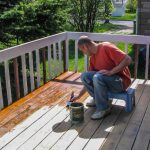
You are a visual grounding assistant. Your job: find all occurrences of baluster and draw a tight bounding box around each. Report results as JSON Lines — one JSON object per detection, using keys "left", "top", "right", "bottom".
{"left": 29, "top": 52, "right": 35, "bottom": 91}
{"left": 75, "top": 40, "right": 78, "bottom": 72}
{"left": 36, "top": 49, "right": 41, "bottom": 87}
{"left": 4, "top": 60, "right": 12, "bottom": 105}
{"left": 21, "top": 54, "right": 28, "bottom": 95}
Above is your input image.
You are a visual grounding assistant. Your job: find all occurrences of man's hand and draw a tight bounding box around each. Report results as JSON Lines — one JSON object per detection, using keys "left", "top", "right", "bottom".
{"left": 98, "top": 69, "right": 113, "bottom": 76}
{"left": 70, "top": 87, "right": 86, "bottom": 102}
{"left": 70, "top": 95, "right": 79, "bottom": 102}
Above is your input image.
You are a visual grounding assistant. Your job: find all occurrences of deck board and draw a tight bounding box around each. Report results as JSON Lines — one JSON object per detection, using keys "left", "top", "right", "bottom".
{"left": 115, "top": 80, "right": 150, "bottom": 150}
{"left": 0, "top": 72, "right": 87, "bottom": 149}
{"left": 148, "top": 141, "right": 150, "bottom": 150}
{"left": 0, "top": 72, "right": 149, "bottom": 150}
{"left": 33, "top": 96, "right": 93, "bottom": 150}
{"left": 83, "top": 100, "right": 124, "bottom": 150}
{"left": 0, "top": 72, "right": 74, "bottom": 136}
{"left": 100, "top": 79, "right": 145, "bottom": 150}
{"left": 15, "top": 77, "right": 85, "bottom": 150}
{"left": 132, "top": 98, "right": 150, "bottom": 150}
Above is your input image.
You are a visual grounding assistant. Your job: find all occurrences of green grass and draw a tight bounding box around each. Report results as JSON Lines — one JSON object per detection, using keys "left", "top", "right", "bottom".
{"left": 94, "top": 23, "right": 124, "bottom": 33}
{"left": 110, "top": 13, "right": 136, "bottom": 21}
{"left": 0, "top": 42, "right": 8, "bottom": 50}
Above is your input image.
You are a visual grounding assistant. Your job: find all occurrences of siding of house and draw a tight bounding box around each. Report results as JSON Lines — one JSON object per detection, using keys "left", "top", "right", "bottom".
{"left": 138, "top": 0, "right": 150, "bottom": 35}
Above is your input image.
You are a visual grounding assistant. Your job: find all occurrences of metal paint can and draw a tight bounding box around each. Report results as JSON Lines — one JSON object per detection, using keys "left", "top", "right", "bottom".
{"left": 70, "top": 102, "right": 84, "bottom": 124}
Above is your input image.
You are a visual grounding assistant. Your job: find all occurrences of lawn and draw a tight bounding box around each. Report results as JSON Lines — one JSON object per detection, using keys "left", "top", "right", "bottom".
{"left": 110, "top": 13, "right": 136, "bottom": 21}
{"left": 94, "top": 23, "right": 126, "bottom": 33}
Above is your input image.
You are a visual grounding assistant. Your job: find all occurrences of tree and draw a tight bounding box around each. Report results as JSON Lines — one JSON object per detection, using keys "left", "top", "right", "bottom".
{"left": 0, "top": 0, "right": 68, "bottom": 46}
{"left": 103, "top": 0, "right": 113, "bottom": 24}
{"left": 126, "top": 0, "right": 137, "bottom": 13}
{"left": 0, "top": 0, "right": 27, "bottom": 12}
{"left": 69, "top": 0, "right": 103, "bottom": 32}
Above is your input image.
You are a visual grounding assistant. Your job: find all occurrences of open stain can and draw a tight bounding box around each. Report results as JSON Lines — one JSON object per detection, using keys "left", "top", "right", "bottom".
{"left": 70, "top": 102, "right": 84, "bottom": 124}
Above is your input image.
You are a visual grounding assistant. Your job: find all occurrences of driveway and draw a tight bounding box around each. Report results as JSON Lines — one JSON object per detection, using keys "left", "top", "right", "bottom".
{"left": 99, "top": 20, "right": 134, "bottom": 34}
{"left": 109, "top": 20, "right": 133, "bottom": 28}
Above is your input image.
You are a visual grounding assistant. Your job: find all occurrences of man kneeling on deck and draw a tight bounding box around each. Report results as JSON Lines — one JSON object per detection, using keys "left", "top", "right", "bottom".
{"left": 72, "top": 36, "right": 132, "bottom": 120}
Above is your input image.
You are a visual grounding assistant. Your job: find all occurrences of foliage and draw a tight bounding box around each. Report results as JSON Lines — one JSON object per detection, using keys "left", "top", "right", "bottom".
{"left": 0, "top": 0, "right": 68, "bottom": 46}
{"left": 126, "top": 0, "right": 137, "bottom": 13}
{"left": 0, "top": 0, "right": 31, "bottom": 13}
{"left": 69, "top": 0, "right": 103, "bottom": 32}
{"left": 102, "top": 0, "right": 113, "bottom": 23}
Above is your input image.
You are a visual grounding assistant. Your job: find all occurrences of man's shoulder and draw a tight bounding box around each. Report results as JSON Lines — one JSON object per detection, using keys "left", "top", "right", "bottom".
{"left": 100, "top": 42, "right": 114, "bottom": 47}
{"left": 98, "top": 42, "right": 115, "bottom": 51}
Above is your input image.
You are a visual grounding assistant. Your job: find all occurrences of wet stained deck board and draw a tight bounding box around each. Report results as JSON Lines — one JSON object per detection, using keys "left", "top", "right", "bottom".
{"left": 0, "top": 72, "right": 87, "bottom": 148}
{"left": 0, "top": 72, "right": 149, "bottom": 150}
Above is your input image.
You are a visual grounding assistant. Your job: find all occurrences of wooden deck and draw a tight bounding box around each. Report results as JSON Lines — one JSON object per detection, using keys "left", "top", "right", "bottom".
{"left": 0, "top": 72, "right": 149, "bottom": 150}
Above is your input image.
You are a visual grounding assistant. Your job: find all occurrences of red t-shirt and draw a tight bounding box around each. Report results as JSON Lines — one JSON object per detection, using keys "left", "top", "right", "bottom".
{"left": 89, "top": 42, "right": 131, "bottom": 90}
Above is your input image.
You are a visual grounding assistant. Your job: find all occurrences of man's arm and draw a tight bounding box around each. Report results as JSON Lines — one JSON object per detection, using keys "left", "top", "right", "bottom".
{"left": 99, "top": 55, "right": 132, "bottom": 76}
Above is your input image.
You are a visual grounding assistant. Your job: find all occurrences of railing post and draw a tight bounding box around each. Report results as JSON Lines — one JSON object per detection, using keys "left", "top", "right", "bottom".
{"left": 75, "top": 40, "right": 78, "bottom": 72}
{"left": 63, "top": 40, "right": 67, "bottom": 72}
{"left": 13, "top": 58, "right": 20, "bottom": 99}
{"left": 42, "top": 47, "right": 47, "bottom": 84}
{"left": 84, "top": 55, "right": 89, "bottom": 72}
{"left": 48, "top": 45, "right": 52, "bottom": 79}
{"left": 58, "top": 41, "right": 63, "bottom": 74}
{"left": 21, "top": 54, "right": 28, "bottom": 96}
{"left": 35, "top": 49, "right": 41, "bottom": 88}
{"left": 4, "top": 60, "right": 12, "bottom": 105}
{"left": 53, "top": 43, "right": 57, "bottom": 77}
{"left": 145, "top": 44, "right": 150, "bottom": 80}
{"left": 29, "top": 52, "right": 35, "bottom": 91}
{"left": 134, "top": 44, "right": 139, "bottom": 79}
{"left": 0, "top": 76, "right": 4, "bottom": 109}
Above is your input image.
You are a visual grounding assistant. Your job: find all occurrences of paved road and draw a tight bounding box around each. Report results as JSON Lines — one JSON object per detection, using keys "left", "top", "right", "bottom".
{"left": 98, "top": 20, "right": 133, "bottom": 34}
{"left": 99, "top": 20, "right": 133, "bottom": 28}
{"left": 109, "top": 20, "right": 133, "bottom": 28}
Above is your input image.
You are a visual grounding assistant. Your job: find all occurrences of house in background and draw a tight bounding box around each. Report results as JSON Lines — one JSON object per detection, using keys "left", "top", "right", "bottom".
{"left": 111, "top": 0, "right": 128, "bottom": 16}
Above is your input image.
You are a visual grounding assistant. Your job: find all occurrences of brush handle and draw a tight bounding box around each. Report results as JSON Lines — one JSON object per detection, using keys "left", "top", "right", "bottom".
{"left": 69, "top": 91, "right": 74, "bottom": 101}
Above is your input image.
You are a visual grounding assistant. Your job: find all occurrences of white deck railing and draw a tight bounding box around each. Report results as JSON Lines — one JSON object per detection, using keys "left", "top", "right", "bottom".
{"left": 0, "top": 32, "right": 150, "bottom": 109}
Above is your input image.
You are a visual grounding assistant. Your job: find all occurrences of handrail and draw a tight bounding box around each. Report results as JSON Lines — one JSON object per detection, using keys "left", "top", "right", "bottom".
{"left": 0, "top": 32, "right": 67, "bottom": 109}
{"left": 67, "top": 32, "right": 150, "bottom": 79}
{"left": 0, "top": 32, "right": 67, "bottom": 63}
{"left": 67, "top": 32, "right": 150, "bottom": 44}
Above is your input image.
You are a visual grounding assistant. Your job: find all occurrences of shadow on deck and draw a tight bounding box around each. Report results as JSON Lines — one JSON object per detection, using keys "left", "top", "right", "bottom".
{"left": 0, "top": 72, "right": 149, "bottom": 150}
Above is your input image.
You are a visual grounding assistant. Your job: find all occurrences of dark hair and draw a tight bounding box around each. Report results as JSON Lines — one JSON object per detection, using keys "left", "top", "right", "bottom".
{"left": 78, "top": 36, "right": 92, "bottom": 46}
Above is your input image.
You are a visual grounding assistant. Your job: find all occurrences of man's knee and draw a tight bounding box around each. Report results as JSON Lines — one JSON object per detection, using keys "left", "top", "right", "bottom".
{"left": 81, "top": 72, "right": 88, "bottom": 82}
{"left": 93, "top": 73, "right": 104, "bottom": 83}
{"left": 81, "top": 72, "right": 94, "bottom": 84}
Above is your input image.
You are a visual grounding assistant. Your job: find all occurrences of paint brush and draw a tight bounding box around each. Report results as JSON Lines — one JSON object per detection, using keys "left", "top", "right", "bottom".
{"left": 66, "top": 91, "right": 74, "bottom": 107}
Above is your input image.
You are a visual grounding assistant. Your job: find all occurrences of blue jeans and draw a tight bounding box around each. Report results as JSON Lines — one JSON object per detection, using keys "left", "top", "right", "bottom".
{"left": 81, "top": 71, "right": 124, "bottom": 111}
